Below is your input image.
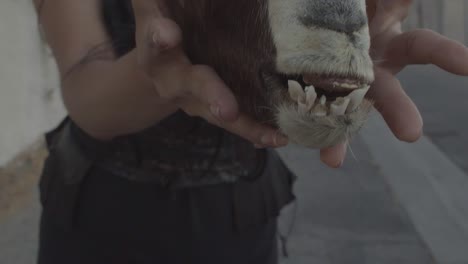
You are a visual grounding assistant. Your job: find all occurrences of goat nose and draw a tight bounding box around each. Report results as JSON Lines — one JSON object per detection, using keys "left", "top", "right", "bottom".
{"left": 299, "top": 1, "right": 367, "bottom": 35}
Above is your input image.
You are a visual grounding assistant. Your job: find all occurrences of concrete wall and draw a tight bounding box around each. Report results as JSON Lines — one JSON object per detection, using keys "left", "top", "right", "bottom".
{"left": 405, "top": 0, "right": 467, "bottom": 44}
{"left": 0, "top": 0, "right": 65, "bottom": 166}
{"left": 442, "top": 0, "right": 466, "bottom": 44}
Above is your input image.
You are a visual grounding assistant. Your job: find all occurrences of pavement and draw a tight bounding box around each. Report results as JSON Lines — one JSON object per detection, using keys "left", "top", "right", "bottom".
{"left": 276, "top": 135, "right": 435, "bottom": 264}
{"left": 399, "top": 65, "right": 468, "bottom": 175}
{"left": 1, "top": 66, "right": 468, "bottom": 264}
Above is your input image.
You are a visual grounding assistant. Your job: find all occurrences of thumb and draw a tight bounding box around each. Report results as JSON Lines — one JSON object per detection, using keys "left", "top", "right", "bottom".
{"left": 369, "top": 0, "right": 413, "bottom": 36}
{"left": 132, "top": 0, "right": 182, "bottom": 61}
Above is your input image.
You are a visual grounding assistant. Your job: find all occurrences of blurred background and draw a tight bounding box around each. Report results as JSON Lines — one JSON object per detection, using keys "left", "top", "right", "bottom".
{"left": 0, "top": 0, "right": 467, "bottom": 263}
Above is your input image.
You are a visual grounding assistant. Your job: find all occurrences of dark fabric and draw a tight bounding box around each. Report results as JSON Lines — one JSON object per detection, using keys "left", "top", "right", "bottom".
{"left": 70, "top": 112, "right": 267, "bottom": 188}
{"left": 38, "top": 164, "right": 278, "bottom": 264}
{"left": 40, "top": 120, "right": 295, "bottom": 232}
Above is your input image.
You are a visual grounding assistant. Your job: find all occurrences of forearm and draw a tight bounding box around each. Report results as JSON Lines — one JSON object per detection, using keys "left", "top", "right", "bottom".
{"left": 62, "top": 49, "right": 178, "bottom": 140}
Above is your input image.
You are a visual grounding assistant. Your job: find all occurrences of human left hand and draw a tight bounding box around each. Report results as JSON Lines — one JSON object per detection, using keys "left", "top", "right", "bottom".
{"left": 320, "top": 0, "right": 468, "bottom": 168}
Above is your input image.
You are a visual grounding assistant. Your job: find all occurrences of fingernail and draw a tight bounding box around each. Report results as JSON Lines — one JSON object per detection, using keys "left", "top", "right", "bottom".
{"left": 326, "top": 161, "right": 342, "bottom": 169}
{"left": 210, "top": 104, "right": 221, "bottom": 119}
{"left": 337, "top": 160, "right": 344, "bottom": 168}
{"left": 152, "top": 30, "right": 169, "bottom": 50}
{"left": 275, "top": 132, "right": 289, "bottom": 146}
{"left": 151, "top": 30, "right": 159, "bottom": 44}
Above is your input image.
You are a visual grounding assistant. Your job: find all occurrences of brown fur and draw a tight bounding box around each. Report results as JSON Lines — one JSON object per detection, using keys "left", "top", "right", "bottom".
{"left": 167, "top": 1, "right": 276, "bottom": 121}
{"left": 166, "top": 1, "right": 374, "bottom": 147}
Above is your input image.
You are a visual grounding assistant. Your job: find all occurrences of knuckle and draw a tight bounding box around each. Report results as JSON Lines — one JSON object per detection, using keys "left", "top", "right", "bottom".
{"left": 183, "top": 109, "right": 198, "bottom": 117}
{"left": 178, "top": 100, "right": 201, "bottom": 118}
{"left": 191, "top": 65, "right": 215, "bottom": 75}
{"left": 152, "top": 82, "right": 179, "bottom": 101}
{"left": 135, "top": 49, "right": 155, "bottom": 75}
{"left": 414, "top": 28, "right": 434, "bottom": 35}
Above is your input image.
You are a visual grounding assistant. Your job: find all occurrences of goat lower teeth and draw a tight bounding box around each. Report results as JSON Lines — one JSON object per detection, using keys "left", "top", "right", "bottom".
{"left": 311, "top": 104, "right": 327, "bottom": 117}
{"left": 346, "top": 85, "right": 370, "bottom": 113}
{"left": 288, "top": 80, "right": 305, "bottom": 103}
{"left": 305, "top": 85, "right": 317, "bottom": 110}
{"left": 319, "top": 95, "right": 326, "bottom": 105}
{"left": 331, "top": 97, "right": 350, "bottom": 115}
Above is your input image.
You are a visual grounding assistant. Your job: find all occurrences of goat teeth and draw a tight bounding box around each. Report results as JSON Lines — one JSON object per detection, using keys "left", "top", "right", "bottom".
{"left": 330, "top": 97, "right": 351, "bottom": 115}
{"left": 346, "top": 85, "right": 370, "bottom": 113}
{"left": 305, "top": 85, "right": 317, "bottom": 110}
{"left": 288, "top": 80, "right": 305, "bottom": 103}
{"left": 319, "top": 95, "right": 326, "bottom": 106}
{"left": 298, "top": 102, "right": 308, "bottom": 114}
{"left": 311, "top": 103, "right": 327, "bottom": 117}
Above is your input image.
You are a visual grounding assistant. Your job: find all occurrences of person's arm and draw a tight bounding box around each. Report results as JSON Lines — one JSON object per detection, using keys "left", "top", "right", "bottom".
{"left": 35, "top": 0, "right": 177, "bottom": 140}
{"left": 34, "top": 0, "right": 287, "bottom": 148}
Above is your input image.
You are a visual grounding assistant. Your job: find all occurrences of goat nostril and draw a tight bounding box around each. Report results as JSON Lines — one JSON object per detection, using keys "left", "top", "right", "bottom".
{"left": 299, "top": 15, "right": 367, "bottom": 35}
{"left": 299, "top": 1, "right": 367, "bottom": 35}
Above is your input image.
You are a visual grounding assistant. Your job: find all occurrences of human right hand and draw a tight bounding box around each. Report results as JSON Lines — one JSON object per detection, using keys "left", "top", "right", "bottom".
{"left": 131, "top": 0, "right": 288, "bottom": 149}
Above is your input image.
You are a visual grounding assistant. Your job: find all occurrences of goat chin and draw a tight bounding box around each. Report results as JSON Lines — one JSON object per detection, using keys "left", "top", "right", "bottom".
{"left": 275, "top": 100, "right": 373, "bottom": 148}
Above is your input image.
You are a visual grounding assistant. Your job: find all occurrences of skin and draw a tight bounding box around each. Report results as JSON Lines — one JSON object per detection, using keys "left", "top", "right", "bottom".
{"left": 36, "top": 0, "right": 468, "bottom": 168}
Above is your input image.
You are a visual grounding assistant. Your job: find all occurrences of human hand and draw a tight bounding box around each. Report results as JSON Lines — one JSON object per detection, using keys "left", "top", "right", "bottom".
{"left": 321, "top": 0, "right": 468, "bottom": 168}
{"left": 131, "top": 0, "right": 288, "bottom": 148}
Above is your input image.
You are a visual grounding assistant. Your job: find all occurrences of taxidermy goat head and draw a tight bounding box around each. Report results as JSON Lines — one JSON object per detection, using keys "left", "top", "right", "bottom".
{"left": 167, "top": 0, "right": 375, "bottom": 148}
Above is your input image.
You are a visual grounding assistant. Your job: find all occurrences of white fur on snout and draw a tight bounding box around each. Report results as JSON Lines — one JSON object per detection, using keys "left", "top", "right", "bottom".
{"left": 346, "top": 85, "right": 370, "bottom": 113}
{"left": 269, "top": 0, "right": 374, "bottom": 82}
{"left": 269, "top": 0, "right": 374, "bottom": 148}
{"left": 276, "top": 100, "right": 373, "bottom": 148}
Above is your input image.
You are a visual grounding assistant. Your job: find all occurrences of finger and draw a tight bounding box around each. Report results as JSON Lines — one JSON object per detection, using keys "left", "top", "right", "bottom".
{"left": 181, "top": 65, "right": 240, "bottom": 122}
{"left": 148, "top": 18, "right": 183, "bottom": 52}
{"left": 132, "top": 0, "right": 183, "bottom": 60}
{"left": 132, "top": 0, "right": 167, "bottom": 18}
{"left": 367, "top": 0, "right": 412, "bottom": 21}
{"left": 368, "top": 0, "right": 412, "bottom": 36}
{"left": 368, "top": 68, "right": 423, "bottom": 142}
{"left": 320, "top": 142, "right": 347, "bottom": 168}
{"left": 213, "top": 113, "right": 289, "bottom": 148}
{"left": 384, "top": 29, "right": 468, "bottom": 76}
{"left": 131, "top": 1, "right": 188, "bottom": 99}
